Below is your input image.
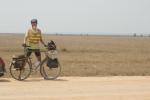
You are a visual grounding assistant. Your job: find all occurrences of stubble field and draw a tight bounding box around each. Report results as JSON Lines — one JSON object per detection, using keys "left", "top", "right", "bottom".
{"left": 0, "top": 34, "right": 150, "bottom": 77}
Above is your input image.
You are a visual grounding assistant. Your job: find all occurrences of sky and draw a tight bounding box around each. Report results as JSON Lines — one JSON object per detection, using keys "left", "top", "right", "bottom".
{"left": 0, "top": 0, "right": 149, "bottom": 34}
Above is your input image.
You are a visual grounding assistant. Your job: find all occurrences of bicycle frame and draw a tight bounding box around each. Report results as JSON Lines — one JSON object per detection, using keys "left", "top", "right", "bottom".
{"left": 24, "top": 46, "right": 48, "bottom": 71}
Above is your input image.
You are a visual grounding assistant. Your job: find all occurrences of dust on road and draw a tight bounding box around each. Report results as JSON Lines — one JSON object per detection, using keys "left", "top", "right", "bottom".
{"left": 0, "top": 76, "right": 150, "bottom": 100}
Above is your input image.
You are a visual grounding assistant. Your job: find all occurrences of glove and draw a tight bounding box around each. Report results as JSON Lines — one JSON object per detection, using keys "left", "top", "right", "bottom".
{"left": 44, "top": 44, "right": 47, "bottom": 47}
{"left": 22, "top": 43, "right": 27, "bottom": 47}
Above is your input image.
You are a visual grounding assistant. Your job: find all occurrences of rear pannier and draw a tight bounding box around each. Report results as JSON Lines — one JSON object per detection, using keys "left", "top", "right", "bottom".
{"left": 12, "top": 55, "right": 26, "bottom": 70}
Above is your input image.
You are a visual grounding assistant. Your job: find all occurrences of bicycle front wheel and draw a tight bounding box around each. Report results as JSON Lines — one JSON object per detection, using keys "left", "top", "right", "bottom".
{"left": 40, "top": 58, "right": 61, "bottom": 80}
{"left": 9, "top": 61, "right": 31, "bottom": 81}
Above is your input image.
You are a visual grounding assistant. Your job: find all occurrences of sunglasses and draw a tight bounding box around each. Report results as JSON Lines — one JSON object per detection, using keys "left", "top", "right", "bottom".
{"left": 31, "top": 22, "right": 37, "bottom": 25}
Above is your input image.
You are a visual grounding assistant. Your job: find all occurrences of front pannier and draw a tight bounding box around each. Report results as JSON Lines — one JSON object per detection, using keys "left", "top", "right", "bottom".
{"left": 47, "top": 58, "right": 58, "bottom": 68}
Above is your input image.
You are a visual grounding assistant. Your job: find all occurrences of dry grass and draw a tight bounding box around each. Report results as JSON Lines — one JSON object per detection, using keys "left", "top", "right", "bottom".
{"left": 1, "top": 34, "right": 150, "bottom": 77}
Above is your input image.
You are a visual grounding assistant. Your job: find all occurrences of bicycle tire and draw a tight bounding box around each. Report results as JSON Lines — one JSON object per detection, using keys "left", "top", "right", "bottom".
{"left": 40, "top": 57, "right": 61, "bottom": 80}
{"left": 9, "top": 61, "right": 32, "bottom": 81}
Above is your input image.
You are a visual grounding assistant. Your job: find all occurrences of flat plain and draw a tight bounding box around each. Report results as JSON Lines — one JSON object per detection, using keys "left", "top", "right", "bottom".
{"left": 0, "top": 34, "right": 150, "bottom": 77}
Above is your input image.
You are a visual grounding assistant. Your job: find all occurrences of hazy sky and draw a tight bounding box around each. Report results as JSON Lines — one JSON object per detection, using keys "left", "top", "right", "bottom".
{"left": 0, "top": 0, "right": 150, "bottom": 34}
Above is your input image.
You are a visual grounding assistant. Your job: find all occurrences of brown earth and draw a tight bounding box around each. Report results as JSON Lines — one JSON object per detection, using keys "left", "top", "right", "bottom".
{"left": 0, "top": 76, "right": 150, "bottom": 100}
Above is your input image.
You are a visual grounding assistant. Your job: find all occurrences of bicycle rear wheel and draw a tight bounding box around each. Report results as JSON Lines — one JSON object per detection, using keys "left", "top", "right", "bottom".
{"left": 10, "top": 61, "right": 31, "bottom": 81}
{"left": 40, "top": 58, "right": 61, "bottom": 80}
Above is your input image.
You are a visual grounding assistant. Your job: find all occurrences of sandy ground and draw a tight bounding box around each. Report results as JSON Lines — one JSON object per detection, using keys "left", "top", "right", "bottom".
{"left": 0, "top": 76, "right": 150, "bottom": 100}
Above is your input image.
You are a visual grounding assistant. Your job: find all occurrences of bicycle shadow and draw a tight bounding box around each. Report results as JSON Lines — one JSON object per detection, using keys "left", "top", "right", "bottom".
{"left": 23, "top": 78, "right": 68, "bottom": 82}
{"left": 51, "top": 78, "right": 68, "bottom": 82}
{"left": 23, "top": 78, "right": 44, "bottom": 82}
{"left": 0, "top": 79, "right": 11, "bottom": 82}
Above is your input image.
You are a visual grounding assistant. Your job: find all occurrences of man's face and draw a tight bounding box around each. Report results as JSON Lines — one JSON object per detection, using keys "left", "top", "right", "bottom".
{"left": 31, "top": 22, "right": 37, "bottom": 29}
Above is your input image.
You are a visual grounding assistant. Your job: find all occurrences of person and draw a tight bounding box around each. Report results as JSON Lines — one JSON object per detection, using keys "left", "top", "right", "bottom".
{"left": 24, "top": 19, "right": 46, "bottom": 66}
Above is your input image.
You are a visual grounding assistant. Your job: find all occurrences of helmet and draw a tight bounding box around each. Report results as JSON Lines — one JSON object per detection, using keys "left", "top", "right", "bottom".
{"left": 31, "top": 19, "right": 38, "bottom": 24}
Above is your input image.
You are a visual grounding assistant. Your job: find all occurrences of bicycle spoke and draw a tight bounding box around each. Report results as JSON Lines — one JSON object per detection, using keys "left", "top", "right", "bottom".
{"left": 10, "top": 61, "right": 31, "bottom": 81}
{"left": 41, "top": 59, "right": 61, "bottom": 80}
{"left": 19, "top": 70, "right": 22, "bottom": 80}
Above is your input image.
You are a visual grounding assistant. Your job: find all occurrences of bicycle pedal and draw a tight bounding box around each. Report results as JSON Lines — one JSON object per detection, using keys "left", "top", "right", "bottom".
{"left": 31, "top": 69, "right": 34, "bottom": 72}
{"left": 31, "top": 69, "right": 37, "bottom": 73}
{"left": 0, "top": 72, "right": 4, "bottom": 74}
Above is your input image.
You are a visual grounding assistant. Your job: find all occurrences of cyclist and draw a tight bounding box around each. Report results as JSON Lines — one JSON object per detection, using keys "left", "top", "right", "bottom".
{"left": 24, "top": 19, "right": 46, "bottom": 66}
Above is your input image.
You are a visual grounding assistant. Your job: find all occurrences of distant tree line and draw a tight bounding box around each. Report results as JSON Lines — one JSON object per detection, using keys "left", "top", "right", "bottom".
{"left": 133, "top": 33, "right": 150, "bottom": 37}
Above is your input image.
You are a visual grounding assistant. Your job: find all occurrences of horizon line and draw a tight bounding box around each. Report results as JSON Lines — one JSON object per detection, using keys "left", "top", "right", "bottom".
{"left": 0, "top": 32, "right": 149, "bottom": 35}
{"left": 0, "top": 32, "right": 150, "bottom": 36}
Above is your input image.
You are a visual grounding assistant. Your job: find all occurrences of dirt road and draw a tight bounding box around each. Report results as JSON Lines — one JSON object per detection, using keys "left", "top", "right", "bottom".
{"left": 0, "top": 76, "right": 150, "bottom": 100}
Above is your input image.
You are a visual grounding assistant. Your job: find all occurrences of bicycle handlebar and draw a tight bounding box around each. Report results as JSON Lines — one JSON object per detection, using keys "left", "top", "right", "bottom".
{"left": 22, "top": 44, "right": 48, "bottom": 53}
{"left": 22, "top": 44, "right": 47, "bottom": 48}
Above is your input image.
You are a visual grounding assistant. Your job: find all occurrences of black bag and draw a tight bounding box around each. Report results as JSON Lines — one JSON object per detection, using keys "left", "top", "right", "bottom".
{"left": 47, "top": 58, "right": 59, "bottom": 68}
{"left": 0, "top": 57, "right": 5, "bottom": 77}
{"left": 47, "top": 40, "right": 57, "bottom": 50}
{"left": 12, "top": 55, "right": 26, "bottom": 69}
{"left": 14, "top": 60, "right": 25, "bottom": 69}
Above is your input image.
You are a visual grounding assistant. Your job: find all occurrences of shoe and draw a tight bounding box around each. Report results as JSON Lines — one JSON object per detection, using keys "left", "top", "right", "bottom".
{"left": 34, "top": 61, "right": 40, "bottom": 67}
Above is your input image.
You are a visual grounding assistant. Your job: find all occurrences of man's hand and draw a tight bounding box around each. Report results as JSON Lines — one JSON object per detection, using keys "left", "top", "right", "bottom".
{"left": 44, "top": 44, "right": 47, "bottom": 47}
{"left": 22, "top": 43, "right": 27, "bottom": 47}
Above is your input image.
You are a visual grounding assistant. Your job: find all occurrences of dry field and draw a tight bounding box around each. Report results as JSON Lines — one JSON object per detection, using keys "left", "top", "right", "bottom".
{"left": 1, "top": 34, "right": 150, "bottom": 77}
